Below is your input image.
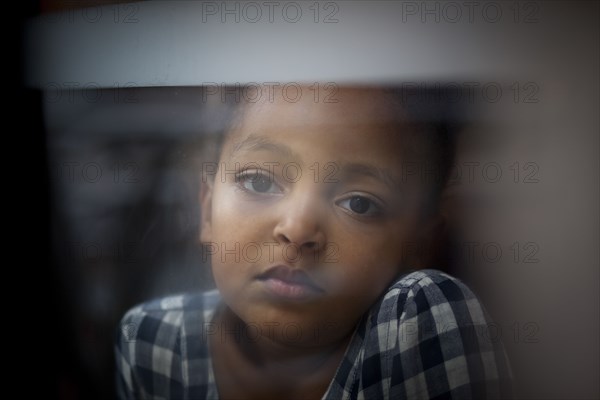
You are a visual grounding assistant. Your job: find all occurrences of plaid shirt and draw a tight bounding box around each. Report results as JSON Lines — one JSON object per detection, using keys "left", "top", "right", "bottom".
{"left": 115, "top": 269, "right": 513, "bottom": 399}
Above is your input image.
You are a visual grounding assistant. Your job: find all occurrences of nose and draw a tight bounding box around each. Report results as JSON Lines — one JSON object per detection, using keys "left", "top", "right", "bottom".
{"left": 272, "top": 192, "right": 327, "bottom": 252}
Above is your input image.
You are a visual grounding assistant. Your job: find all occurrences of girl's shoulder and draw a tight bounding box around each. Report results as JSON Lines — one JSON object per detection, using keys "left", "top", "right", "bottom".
{"left": 117, "top": 289, "right": 221, "bottom": 343}
{"left": 327, "top": 269, "right": 513, "bottom": 399}
{"left": 115, "top": 289, "right": 221, "bottom": 399}
{"left": 378, "top": 268, "right": 483, "bottom": 318}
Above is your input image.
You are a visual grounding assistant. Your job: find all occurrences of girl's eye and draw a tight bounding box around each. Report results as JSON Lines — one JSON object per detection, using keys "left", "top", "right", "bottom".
{"left": 236, "top": 171, "right": 281, "bottom": 194}
{"left": 337, "top": 195, "right": 381, "bottom": 216}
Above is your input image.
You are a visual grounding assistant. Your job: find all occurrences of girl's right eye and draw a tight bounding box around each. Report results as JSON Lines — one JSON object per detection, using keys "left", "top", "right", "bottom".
{"left": 336, "top": 195, "right": 382, "bottom": 217}
{"left": 235, "top": 171, "right": 282, "bottom": 194}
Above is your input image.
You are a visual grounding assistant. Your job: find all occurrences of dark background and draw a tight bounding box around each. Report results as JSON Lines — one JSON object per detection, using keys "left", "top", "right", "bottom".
{"left": 18, "top": 2, "right": 600, "bottom": 400}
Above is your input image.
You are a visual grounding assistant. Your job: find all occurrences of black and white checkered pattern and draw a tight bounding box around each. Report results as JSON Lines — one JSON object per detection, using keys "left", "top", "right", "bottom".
{"left": 115, "top": 269, "right": 513, "bottom": 399}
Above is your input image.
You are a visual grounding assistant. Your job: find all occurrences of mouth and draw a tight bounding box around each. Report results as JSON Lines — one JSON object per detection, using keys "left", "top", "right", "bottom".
{"left": 256, "top": 265, "right": 324, "bottom": 301}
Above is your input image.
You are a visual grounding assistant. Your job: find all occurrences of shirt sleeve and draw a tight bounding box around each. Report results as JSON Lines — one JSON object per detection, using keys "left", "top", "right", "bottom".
{"left": 114, "top": 307, "right": 144, "bottom": 400}
{"left": 359, "top": 269, "right": 513, "bottom": 399}
{"left": 393, "top": 270, "right": 513, "bottom": 399}
{"left": 114, "top": 295, "right": 190, "bottom": 400}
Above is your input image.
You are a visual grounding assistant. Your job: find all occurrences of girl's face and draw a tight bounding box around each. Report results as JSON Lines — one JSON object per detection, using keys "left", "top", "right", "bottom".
{"left": 201, "top": 88, "right": 429, "bottom": 348}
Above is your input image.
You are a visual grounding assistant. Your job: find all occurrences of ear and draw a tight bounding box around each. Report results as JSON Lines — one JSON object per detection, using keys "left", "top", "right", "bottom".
{"left": 199, "top": 177, "right": 214, "bottom": 243}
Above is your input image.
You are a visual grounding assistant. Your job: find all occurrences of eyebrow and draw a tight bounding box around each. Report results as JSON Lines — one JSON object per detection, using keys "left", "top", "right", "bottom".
{"left": 341, "top": 162, "right": 399, "bottom": 190}
{"left": 230, "top": 134, "right": 298, "bottom": 160}
{"left": 229, "top": 134, "right": 399, "bottom": 190}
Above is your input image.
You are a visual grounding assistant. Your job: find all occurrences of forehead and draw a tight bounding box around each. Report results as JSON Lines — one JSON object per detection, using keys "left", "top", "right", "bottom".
{"left": 224, "top": 87, "right": 416, "bottom": 161}
{"left": 234, "top": 87, "right": 406, "bottom": 130}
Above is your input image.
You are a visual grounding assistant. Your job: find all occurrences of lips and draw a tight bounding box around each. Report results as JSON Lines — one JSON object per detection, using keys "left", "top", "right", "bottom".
{"left": 257, "top": 265, "right": 324, "bottom": 301}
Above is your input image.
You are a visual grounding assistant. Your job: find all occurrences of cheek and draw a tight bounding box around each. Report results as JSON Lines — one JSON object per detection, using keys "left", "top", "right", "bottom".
{"left": 211, "top": 184, "right": 237, "bottom": 221}
{"left": 210, "top": 189, "right": 250, "bottom": 241}
{"left": 212, "top": 185, "right": 270, "bottom": 234}
{"left": 211, "top": 254, "right": 252, "bottom": 306}
{"left": 330, "top": 236, "right": 403, "bottom": 294}
{"left": 208, "top": 186, "right": 266, "bottom": 292}
{"left": 340, "top": 221, "right": 407, "bottom": 265}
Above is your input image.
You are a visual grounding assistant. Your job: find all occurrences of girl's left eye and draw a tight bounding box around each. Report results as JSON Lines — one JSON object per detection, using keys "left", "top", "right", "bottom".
{"left": 337, "top": 195, "right": 381, "bottom": 216}
{"left": 236, "top": 171, "right": 282, "bottom": 194}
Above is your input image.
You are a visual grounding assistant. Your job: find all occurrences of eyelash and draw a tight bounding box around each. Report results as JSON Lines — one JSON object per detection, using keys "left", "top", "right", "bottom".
{"left": 335, "top": 193, "right": 384, "bottom": 218}
{"left": 234, "top": 170, "right": 282, "bottom": 195}
{"left": 234, "top": 171, "right": 385, "bottom": 218}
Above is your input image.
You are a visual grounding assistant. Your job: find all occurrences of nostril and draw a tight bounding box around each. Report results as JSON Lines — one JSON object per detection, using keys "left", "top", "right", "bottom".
{"left": 304, "top": 242, "right": 317, "bottom": 250}
{"left": 280, "top": 235, "right": 291, "bottom": 244}
{"left": 273, "top": 221, "right": 325, "bottom": 250}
